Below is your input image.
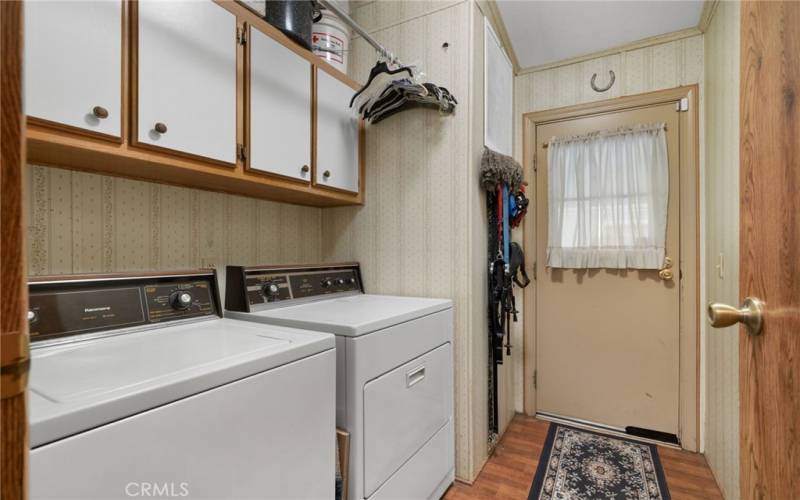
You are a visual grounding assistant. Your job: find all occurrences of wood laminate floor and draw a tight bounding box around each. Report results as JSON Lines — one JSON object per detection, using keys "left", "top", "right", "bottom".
{"left": 444, "top": 415, "right": 724, "bottom": 500}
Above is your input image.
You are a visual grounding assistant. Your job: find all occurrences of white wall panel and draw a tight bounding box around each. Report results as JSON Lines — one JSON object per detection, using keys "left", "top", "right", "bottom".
{"left": 322, "top": 0, "right": 476, "bottom": 481}
{"left": 703, "top": 2, "right": 741, "bottom": 498}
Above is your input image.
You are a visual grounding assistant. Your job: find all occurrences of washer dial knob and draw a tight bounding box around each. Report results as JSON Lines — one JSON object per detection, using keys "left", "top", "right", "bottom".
{"left": 321, "top": 279, "right": 333, "bottom": 288}
{"left": 264, "top": 283, "right": 280, "bottom": 297}
{"left": 170, "top": 291, "right": 193, "bottom": 310}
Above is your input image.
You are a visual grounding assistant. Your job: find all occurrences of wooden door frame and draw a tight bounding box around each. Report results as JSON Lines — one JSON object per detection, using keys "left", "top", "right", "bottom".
{"left": 1, "top": 0, "right": 30, "bottom": 498}
{"left": 521, "top": 85, "right": 701, "bottom": 451}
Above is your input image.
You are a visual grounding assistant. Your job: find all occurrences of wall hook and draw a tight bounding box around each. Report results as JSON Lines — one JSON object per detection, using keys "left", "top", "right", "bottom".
{"left": 590, "top": 70, "right": 615, "bottom": 92}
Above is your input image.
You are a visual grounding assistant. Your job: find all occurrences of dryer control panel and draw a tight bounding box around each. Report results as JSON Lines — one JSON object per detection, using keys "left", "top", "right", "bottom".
{"left": 225, "top": 264, "right": 363, "bottom": 312}
{"left": 28, "top": 271, "right": 220, "bottom": 345}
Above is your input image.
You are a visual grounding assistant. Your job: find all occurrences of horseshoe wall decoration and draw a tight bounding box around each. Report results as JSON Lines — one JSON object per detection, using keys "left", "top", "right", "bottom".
{"left": 590, "top": 70, "right": 615, "bottom": 92}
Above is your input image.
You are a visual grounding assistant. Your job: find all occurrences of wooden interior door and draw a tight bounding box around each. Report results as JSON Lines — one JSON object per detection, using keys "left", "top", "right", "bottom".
{"left": 737, "top": 2, "right": 800, "bottom": 497}
{"left": 1, "top": 1, "right": 29, "bottom": 498}
{"left": 534, "top": 103, "right": 682, "bottom": 437}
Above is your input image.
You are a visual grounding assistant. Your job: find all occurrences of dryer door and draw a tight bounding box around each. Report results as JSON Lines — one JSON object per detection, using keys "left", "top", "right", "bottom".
{"left": 363, "top": 343, "right": 453, "bottom": 497}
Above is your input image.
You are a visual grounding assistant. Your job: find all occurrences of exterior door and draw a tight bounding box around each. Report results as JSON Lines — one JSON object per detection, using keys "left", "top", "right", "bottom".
{"left": 735, "top": 2, "right": 800, "bottom": 497}
{"left": 535, "top": 102, "right": 682, "bottom": 437}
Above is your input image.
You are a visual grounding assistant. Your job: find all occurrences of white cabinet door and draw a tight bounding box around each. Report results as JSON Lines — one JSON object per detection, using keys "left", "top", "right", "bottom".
{"left": 249, "top": 27, "right": 311, "bottom": 182}
{"left": 24, "top": 1, "right": 122, "bottom": 138}
{"left": 137, "top": 0, "right": 237, "bottom": 164}
{"left": 316, "top": 70, "right": 359, "bottom": 193}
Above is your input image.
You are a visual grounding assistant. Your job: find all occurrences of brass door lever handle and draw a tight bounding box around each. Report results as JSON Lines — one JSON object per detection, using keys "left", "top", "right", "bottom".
{"left": 707, "top": 297, "right": 765, "bottom": 336}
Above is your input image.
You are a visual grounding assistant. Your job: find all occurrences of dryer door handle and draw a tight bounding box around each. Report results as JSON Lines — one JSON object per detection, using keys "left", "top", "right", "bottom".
{"left": 406, "top": 365, "right": 426, "bottom": 388}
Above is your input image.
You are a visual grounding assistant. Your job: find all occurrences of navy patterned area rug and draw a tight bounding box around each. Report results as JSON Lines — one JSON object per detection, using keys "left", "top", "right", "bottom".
{"left": 528, "top": 424, "right": 671, "bottom": 500}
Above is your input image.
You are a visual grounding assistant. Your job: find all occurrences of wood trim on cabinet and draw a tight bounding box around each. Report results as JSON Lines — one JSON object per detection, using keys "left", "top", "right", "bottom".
{"left": 127, "top": 0, "right": 237, "bottom": 169}
{"left": 26, "top": 124, "right": 361, "bottom": 206}
{"left": 26, "top": 115, "right": 123, "bottom": 144}
{"left": 214, "top": 0, "right": 362, "bottom": 90}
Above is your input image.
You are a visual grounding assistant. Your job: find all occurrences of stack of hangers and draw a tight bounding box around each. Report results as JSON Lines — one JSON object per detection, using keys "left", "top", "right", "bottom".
{"left": 350, "top": 61, "right": 457, "bottom": 123}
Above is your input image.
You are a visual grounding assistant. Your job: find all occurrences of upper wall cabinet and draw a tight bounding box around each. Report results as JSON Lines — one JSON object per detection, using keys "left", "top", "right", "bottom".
{"left": 25, "top": 0, "right": 364, "bottom": 207}
{"left": 316, "top": 69, "right": 360, "bottom": 193}
{"left": 248, "top": 25, "right": 312, "bottom": 182}
{"left": 25, "top": 0, "right": 122, "bottom": 138}
{"left": 135, "top": 0, "right": 237, "bottom": 164}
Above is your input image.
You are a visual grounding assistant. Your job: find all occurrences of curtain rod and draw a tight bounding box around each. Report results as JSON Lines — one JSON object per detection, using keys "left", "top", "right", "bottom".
{"left": 315, "top": 0, "right": 401, "bottom": 66}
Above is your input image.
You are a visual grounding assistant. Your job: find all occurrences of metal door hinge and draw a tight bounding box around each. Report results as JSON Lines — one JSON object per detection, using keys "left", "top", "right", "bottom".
{"left": 533, "top": 370, "right": 537, "bottom": 389}
{"left": 237, "top": 27, "right": 247, "bottom": 46}
{"left": 237, "top": 144, "right": 247, "bottom": 162}
{"left": 676, "top": 97, "right": 689, "bottom": 112}
{"left": 532, "top": 261, "right": 537, "bottom": 280}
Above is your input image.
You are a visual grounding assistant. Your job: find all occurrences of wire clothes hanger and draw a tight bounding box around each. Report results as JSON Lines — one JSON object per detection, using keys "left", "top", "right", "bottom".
{"left": 315, "top": 0, "right": 457, "bottom": 123}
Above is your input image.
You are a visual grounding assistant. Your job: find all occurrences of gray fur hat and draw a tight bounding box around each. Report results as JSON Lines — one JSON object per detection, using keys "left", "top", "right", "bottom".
{"left": 480, "top": 147, "right": 523, "bottom": 192}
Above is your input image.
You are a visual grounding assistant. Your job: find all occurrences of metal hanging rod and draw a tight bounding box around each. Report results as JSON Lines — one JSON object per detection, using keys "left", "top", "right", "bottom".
{"left": 315, "top": 0, "right": 401, "bottom": 66}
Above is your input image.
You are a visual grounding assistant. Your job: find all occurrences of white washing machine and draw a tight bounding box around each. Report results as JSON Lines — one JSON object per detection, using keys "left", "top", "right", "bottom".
{"left": 28, "top": 270, "right": 335, "bottom": 499}
{"left": 225, "top": 263, "right": 455, "bottom": 500}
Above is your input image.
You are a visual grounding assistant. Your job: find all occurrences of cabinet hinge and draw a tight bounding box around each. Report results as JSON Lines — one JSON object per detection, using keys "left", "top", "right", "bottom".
{"left": 533, "top": 370, "right": 537, "bottom": 389}
{"left": 237, "top": 27, "right": 247, "bottom": 46}
{"left": 532, "top": 261, "right": 537, "bottom": 280}
{"left": 676, "top": 97, "right": 689, "bottom": 112}
{"left": 237, "top": 144, "right": 247, "bottom": 162}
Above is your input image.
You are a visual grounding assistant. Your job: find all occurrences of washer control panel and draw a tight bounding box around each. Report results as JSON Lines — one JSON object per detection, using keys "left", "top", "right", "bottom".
{"left": 28, "top": 271, "right": 220, "bottom": 344}
{"left": 226, "top": 264, "right": 363, "bottom": 312}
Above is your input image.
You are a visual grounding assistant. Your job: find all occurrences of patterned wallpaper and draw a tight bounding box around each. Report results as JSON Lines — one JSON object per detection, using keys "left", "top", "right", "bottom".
{"left": 321, "top": 0, "right": 485, "bottom": 481}
{"left": 25, "top": 165, "right": 323, "bottom": 300}
{"left": 703, "top": 2, "right": 740, "bottom": 498}
{"left": 513, "top": 33, "right": 705, "bottom": 444}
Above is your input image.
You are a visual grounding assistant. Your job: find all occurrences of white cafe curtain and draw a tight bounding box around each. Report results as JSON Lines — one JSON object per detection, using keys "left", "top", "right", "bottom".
{"left": 546, "top": 123, "right": 669, "bottom": 269}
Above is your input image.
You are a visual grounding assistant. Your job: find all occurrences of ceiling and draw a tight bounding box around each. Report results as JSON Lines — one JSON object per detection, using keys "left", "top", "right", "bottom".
{"left": 494, "top": 1, "right": 705, "bottom": 69}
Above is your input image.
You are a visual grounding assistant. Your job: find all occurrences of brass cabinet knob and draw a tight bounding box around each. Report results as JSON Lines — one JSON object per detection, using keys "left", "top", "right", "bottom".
{"left": 154, "top": 122, "right": 168, "bottom": 134}
{"left": 708, "top": 297, "right": 765, "bottom": 336}
{"left": 301, "top": 165, "right": 310, "bottom": 173}
{"left": 92, "top": 106, "right": 109, "bottom": 119}
{"left": 323, "top": 170, "right": 331, "bottom": 178}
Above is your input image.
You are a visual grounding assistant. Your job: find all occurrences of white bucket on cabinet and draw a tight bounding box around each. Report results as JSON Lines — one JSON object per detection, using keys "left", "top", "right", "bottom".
{"left": 312, "top": 9, "right": 349, "bottom": 74}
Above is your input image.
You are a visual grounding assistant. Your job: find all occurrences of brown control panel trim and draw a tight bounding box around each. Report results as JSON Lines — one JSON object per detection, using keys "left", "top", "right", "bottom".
{"left": 225, "top": 263, "right": 363, "bottom": 313}
{"left": 28, "top": 270, "right": 221, "bottom": 343}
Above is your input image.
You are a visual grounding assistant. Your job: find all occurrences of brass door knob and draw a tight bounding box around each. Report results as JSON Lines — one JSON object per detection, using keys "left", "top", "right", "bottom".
{"left": 707, "top": 297, "right": 765, "bottom": 336}
{"left": 154, "top": 122, "right": 168, "bottom": 134}
{"left": 92, "top": 106, "right": 109, "bottom": 119}
{"left": 658, "top": 256, "right": 674, "bottom": 281}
